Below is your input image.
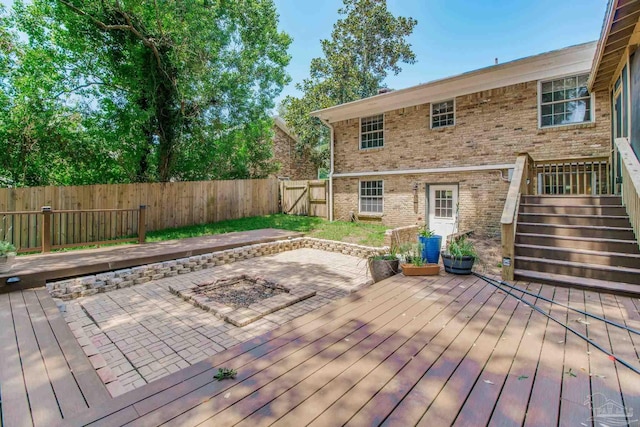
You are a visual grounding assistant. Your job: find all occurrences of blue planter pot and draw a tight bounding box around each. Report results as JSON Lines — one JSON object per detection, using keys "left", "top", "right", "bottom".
{"left": 419, "top": 235, "right": 442, "bottom": 264}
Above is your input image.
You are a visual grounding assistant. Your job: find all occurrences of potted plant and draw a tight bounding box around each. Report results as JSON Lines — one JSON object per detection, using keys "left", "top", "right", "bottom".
{"left": 418, "top": 227, "right": 442, "bottom": 264}
{"left": 0, "top": 241, "right": 16, "bottom": 273}
{"left": 441, "top": 236, "right": 476, "bottom": 275}
{"left": 368, "top": 250, "right": 400, "bottom": 283}
{"left": 400, "top": 243, "right": 440, "bottom": 276}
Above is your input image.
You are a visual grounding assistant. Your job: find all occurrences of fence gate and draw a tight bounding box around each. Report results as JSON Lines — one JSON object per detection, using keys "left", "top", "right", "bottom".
{"left": 280, "top": 180, "right": 328, "bottom": 218}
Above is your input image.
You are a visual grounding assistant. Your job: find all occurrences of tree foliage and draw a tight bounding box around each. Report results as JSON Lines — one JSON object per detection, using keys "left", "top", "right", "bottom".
{"left": 281, "top": 0, "right": 416, "bottom": 165}
{"left": 0, "top": 0, "right": 291, "bottom": 186}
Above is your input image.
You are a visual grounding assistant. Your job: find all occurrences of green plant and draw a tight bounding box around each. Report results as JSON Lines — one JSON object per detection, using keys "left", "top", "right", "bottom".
{"left": 418, "top": 227, "right": 436, "bottom": 238}
{"left": 398, "top": 242, "right": 425, "bottom": 265}
{"left": 213, "top": 367, "right": 237, "bottom": 381}
{"left": 445, "top": 236, "right": 477, "bottom": 260}
{"left": 0, "top": 241, "right": 16, "bottom": 257}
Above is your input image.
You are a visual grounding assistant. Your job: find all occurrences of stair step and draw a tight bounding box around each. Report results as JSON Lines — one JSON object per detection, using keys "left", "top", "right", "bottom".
{"left": 515, "top": 243, "right": 640, "bottom": 268}
{"left": 513, "top": 269, "right": 640, "bottom": 296}
{"left": 514, "top": 256, "right": 640, "bottom": 285}
{"left": 516, "top": 233, "right": 640, "bottom": 253}
{"left": 521, "top": 195, "right": 622, "bottom": 206}
{"left": 518, "top": 213, "right": 631, "bottom": 227}
{"left": 517, "top": 222, "right": 636, "bottom": 240}
{"left": 519, "top": 203, "right": 628, "bottom": 216}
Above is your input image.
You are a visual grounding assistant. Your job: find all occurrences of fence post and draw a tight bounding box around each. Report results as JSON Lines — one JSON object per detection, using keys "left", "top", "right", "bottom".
{"left": 41, "top": 206, "right": 52, "bottom": 253}
{"left": 138, "top": 205, "right": 147, "bottom": 244}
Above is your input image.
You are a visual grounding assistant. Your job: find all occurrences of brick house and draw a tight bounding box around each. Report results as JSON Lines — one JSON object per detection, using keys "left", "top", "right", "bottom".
{"left": 312, "top": 42, "right": 611, "bottom": 240}
{"left": 272, "top": 117, "right": 317, "bottom": 180}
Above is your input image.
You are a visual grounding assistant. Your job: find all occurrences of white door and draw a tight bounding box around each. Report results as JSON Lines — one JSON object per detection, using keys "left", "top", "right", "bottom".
{"left": 428, "top": 185, "right": 458, "bottom": 248}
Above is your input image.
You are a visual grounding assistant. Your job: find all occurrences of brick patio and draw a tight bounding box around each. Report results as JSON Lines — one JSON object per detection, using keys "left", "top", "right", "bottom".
{"left": 60, "top": 248, "right": 370, "bottom": 395}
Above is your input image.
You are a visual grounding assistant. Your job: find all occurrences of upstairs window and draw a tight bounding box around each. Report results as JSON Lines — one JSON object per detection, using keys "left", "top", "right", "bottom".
{"left": 540, "top": 74, "right": 592, "bottom": 127}
{"left": 360, "top": 114, "right": 384, "bottom": 149}
{"left": 431, "top": 100, "right": 455, "bottom": 128}
{"left": 359, "top": 180, "right": 383, "bottom": 214}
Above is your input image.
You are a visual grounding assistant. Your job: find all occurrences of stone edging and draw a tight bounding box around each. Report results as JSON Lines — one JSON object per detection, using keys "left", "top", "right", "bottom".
{"left": 46, "top": 238, "right": 387, "bottom": 301}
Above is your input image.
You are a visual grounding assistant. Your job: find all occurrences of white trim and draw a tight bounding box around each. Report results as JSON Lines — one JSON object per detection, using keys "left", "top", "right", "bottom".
{"left": 537, "top": 72, "right": 595, "bottom": 129}
{"left": 334, "top": 163, "right": 515, "bottom": 178}
{"left": 312, "top": 42, "right": 597, "bottom": 123}
{"left": 359, "top": 114, "right": 385, "bottom": 150}
{"left": 358, "top": 179, "right": 384, "bottom": 214}
{"left": 430, "top": 98, "right": 456, "bottom": 129}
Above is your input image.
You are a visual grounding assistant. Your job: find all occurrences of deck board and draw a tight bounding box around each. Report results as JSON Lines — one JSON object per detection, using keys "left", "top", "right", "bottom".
{"left": 599, "top": 293, "right": 640, "bottom": 423}
{"left": 9, "top": 291, "right": 63, "bottom": 427}
{"left": 452, "top": 282, "right": 542, "bottom": 426}
{"left": 376, "top": 278, "right": 511, "bottom": 426}
{"left": 22, "top": 291, "right": 88, "bottom": 418}
{"left": 416, "top": 279, "right": 522, "bottom": 425}
{"left": 558, "top": 288, "right": 593, "bottom": 426}
{"left": 524, "top": 286, "right": 569, "bottom": 427}
{"left": 3, "top": 272, "right": 639, "bottom": 427}
{"left": 0, "top": 293, "right": 33, "bottom": 427}
{"left": 35, "top": 289, "right": 110, "bottom": 408}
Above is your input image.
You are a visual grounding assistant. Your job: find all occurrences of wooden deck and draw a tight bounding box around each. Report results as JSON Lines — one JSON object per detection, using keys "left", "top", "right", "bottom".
{"left": 0, "top": 229, "right": 302, "bottom": 291}
{"left": 2, "top": 272, "right": 640, "bottom": 426}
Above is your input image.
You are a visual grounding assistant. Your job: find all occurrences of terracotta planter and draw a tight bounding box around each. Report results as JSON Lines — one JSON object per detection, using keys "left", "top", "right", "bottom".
{"left": 441, "top": 253, "right": 475, "bottom": 275}
{"left": 0, "top": 253, "right": 16, "bottom": 273}
{"left": 401, "top": 263, "right": 440, "bottom": 276}
{"left": 368, "top": 258, "right": 400, "bottom": 283}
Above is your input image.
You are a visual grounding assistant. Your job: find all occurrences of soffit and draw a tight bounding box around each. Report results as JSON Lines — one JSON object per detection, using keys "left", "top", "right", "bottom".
{"left": 589, "top": 0, "right": 640, "bottom": 91}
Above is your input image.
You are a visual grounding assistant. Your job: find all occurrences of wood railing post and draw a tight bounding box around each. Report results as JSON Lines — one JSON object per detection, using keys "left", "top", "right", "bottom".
{"left": 138, "top": 205, "right": 147, "bottom": 244}
{"left": 41, "top": 206, "right": 52, "bottom": 253}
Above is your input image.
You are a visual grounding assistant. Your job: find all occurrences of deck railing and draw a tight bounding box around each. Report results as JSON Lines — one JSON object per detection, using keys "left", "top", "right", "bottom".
{"left": 0, "top": 206, "right": 146, "bottom": 253}
{"left": 533, "top": 156, "right": 610, "bottom": 195}
{"left": 615, "top": 137, "right": 640, "bottom": 248}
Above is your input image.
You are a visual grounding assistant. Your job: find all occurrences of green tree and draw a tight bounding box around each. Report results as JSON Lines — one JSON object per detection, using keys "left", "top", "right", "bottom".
{"left": 281, "top": 0, "right": 416, "bottom": 164}
{"left": 0, "top": 0, "right": 291, "bottom": 186}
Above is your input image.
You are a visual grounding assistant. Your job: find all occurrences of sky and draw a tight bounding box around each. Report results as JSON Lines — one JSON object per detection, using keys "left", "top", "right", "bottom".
{"left": 1, "top": 0, "right": 608, "bottom": 109}
{"left": 273, "top": 0, "right": 608, "bottom": 107}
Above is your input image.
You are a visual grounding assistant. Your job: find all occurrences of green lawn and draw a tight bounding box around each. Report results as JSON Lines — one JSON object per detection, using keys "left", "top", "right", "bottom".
{"left": 146, "top": 214, "right": 389, "bottom": 247}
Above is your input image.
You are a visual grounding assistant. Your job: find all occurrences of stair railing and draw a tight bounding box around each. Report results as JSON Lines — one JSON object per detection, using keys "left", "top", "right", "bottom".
{"left": 501, "top": 153, "right": 533, "bottom": 281}
{"left": 615, "top": 137, "right": 640, "bottom": 248}
{"left": 533, "top": 156, "right": 610, "bottom": 195}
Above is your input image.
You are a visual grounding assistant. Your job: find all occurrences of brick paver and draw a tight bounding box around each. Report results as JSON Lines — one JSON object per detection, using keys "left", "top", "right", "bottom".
{"left": 61, "top": 249, "right": 369, "bottom": 395}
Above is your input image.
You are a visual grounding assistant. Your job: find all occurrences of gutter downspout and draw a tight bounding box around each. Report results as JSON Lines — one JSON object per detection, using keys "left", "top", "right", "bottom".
{"left": 321, "top": 119, "right": 335, "bottom": 222}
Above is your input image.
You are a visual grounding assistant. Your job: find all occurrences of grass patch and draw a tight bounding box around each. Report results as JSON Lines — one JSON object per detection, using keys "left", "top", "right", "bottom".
{"left": 146, "top": 214, "right": 389, "bottom": 247}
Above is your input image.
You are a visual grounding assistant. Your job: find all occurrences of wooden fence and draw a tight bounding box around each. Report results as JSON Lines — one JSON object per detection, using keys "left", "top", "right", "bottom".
{"left": 280, "top": 180, "right": 328, "bottom": 218}
{"left": 0, "top": 179, "right": 280, "bottom": 252}
{"left": 0, "top": 207, "right": 146, "bottom": 253}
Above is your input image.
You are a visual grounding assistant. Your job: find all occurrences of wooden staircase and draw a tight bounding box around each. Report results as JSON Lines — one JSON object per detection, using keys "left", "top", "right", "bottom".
{"left": 513, "top": 195, "right": 640, "bottom": 294}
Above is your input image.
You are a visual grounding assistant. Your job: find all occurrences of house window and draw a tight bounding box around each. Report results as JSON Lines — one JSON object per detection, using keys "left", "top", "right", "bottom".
{"left": 434, "top": 189, "right": 454, "bottom": 218}
{"left": 360, "top": 115, "right": 384, "bottom": 149}
{"left": 359, "top": 180, "right": 383, "bottom": 213}
{"left": 431, "top": 100, "right": 455, "bottom": 128}
{"left": 540, "top": 74, "right": 592, "bottom": 127}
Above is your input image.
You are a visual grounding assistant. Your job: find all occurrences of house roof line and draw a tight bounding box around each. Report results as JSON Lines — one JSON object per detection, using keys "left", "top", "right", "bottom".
{"left": 273, "top": 116, "right": 300, "bottom": 143}
{"left": 311, "top": 41, "right": 597, "bottom": 123}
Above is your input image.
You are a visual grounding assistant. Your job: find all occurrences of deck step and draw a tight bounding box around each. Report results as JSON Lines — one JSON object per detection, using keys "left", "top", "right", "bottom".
{"left": 515, "top": 233, "right": 640, "bottom": 253}
{"left": 514, "top": 243, "right": 640, "bottom": 268}
{"left": 513, "top": 269, "right": 640, "bottom": 296}
{"left": 521, "top": 195, "right": 622, "bottom": 206}
{"left": 514, "top": 256, "right": 640, "bottom": 285}
{"left": 518, "top": 213, "right": 631, "bottom": 227}
{"left": 519, "top": 203, "right": 628, "bottom": 216}
{"left": 516, "top": 222, "right": 636, "bottom": 240}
